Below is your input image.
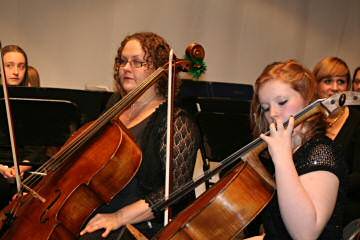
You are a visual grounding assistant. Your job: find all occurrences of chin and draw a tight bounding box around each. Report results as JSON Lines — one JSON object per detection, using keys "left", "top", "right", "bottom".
{"left": 7, "top": 80, "right": 23, "bottom": 86}
{"left": 123, "top": 86, "right": 136, "bottom": 93}
{"left": 121, "top": 81, "right": 137, "bottom": 92}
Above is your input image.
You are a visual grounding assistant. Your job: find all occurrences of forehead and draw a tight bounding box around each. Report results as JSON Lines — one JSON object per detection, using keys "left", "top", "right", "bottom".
{"left": 3, "top": 52, "right": 26, "bottom": 63}
{"left": 122, "top": 39, "right": 144, "bottom": 58}
{"left": 258, "top": 79, "right": 300, "bottom": 103}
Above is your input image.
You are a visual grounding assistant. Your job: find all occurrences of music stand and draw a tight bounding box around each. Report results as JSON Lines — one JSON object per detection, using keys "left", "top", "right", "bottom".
{"left": 192, "top": 97, "right": 253, "bottom": 188}
{"left": 0, "top": 97, "right": 81, "bottom": 147}
{"left": 2, "top": 86, "right": 112, "bottom": 125}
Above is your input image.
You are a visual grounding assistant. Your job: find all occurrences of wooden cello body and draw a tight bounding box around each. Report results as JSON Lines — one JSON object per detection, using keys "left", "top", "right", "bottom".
{"left": 155, "top": 139, "right": 275, "bottom": 240}
{"left": 0, "top": 119, "right": 142, "bottom": 240}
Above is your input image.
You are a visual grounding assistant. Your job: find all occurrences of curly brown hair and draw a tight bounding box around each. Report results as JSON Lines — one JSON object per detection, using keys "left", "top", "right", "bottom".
{"left": 113, "top": 32, "right": 171, "bottom": 97}
{"left": 250, "top": 59, "right": 326, "bottom": 142}
{"left": 1, "top": 44, "right": 29, "bottom": 86}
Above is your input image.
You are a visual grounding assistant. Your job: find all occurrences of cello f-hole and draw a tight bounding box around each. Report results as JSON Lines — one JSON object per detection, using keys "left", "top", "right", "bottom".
{"left": 40, "top": 189, "right": 61, "bottom": 224}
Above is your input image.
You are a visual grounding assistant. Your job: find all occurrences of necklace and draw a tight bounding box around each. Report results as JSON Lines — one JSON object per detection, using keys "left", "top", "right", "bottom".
{"left": 127, "top": 101, "right": 148, "bottom": 121}
{"left": 121, "top": 96, "right": 164, "bottom": 127}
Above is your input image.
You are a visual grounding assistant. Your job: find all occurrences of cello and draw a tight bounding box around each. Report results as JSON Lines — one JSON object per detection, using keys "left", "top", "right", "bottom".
{"left": 152, "top": 91, "right": 360, "bottom": 239}
{"left": 0, "top": 43, "right": 205, "bottom": 240}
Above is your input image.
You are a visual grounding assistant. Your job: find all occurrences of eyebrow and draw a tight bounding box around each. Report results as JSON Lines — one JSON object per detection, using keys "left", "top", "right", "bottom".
{"left": 4, "top": 61, "right": 25, "bottom": 64}
{"left": 121, "top": 54, "right": 143, "bottom": 58}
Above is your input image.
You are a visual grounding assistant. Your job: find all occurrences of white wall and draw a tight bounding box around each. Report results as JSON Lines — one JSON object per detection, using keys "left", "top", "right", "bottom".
{"left": 0, "top": 0, "right": 359, "bottom": 90}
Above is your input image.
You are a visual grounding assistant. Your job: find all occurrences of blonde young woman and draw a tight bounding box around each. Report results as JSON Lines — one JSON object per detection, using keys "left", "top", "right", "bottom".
{"left": 313, "top": 56, "right": 360, "bottom": 229}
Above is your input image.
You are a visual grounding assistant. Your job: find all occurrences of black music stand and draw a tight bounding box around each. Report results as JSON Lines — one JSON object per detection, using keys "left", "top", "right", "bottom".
{"left": 191, "top": 97, "right": 253, "bottom": 189}
{"left": 2, "top": 86, "right": 113, "bottom": 125}
{"left": 0, "top": 98, "right": 81, "bottom": 147}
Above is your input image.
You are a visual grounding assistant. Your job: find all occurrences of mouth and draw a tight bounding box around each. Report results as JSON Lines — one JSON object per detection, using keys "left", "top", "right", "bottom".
{"left": 123, "top": 76, "right": 135, "bottom": 81}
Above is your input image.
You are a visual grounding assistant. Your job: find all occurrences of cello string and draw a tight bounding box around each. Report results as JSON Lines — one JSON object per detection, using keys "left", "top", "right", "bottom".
{"left": 23, "top": 68, "right": 165, "bottom": 188}
{"left": 151, "top": 99, "right": 324, "bottom": 211}
{"left": 23, "top": 71, "right": 320, "bottom": 202}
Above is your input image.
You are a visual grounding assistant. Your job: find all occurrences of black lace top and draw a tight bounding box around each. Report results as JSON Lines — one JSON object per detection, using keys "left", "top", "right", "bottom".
{"left": 99, "top": 96, "right": 199, "bottom": 238}
{"left": 262, "top": 135, "right": 346, "bottom": 240}
{"left": 136, "top": 102, "right": 199, "bottom": 209}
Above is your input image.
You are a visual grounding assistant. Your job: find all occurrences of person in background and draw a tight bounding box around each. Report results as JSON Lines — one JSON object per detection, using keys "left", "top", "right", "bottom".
{"left": 27, "top": 65, "right": 40, "bottom": 87}
{"left": 2, "top": 44, "right": 30, "bottom": 86}
{"left": 247, "top": 59, "right": 345, "bottom": 239}
{"left": 313, "top": 56, "right": 360, "bottom": 230}
{"left": 80, "top": 32, "right": 199, "bottom": 239}
{"left": 0, "top": 44, "right": 46, "bottom": 209}
{"left": 352, "top": 66, "right": 360, "bottom": 92}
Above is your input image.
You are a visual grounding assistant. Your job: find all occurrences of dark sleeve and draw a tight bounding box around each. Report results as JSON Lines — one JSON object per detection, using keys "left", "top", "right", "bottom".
{"left": 296, "top": 136, "right": 344, "bottom": 179}
{"left": 347, "top": 123, "right": 360, "bottom": 194}
{"left": 20, "top": 145, "right": 48, "bottom": 165}
{"left": 145, "top": 109, "right": 199, "bottom": 206}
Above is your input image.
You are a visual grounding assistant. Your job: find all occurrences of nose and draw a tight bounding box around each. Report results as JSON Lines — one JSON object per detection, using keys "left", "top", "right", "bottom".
{"left": 12, "top": 66, "right": 19, "bottom": 75}
{"left": 123, "top": 61, "right": 132, "bottom": 70}
{"left": 269, "top": 105, "right": 280, "bottom": 122}
{"left": 330, "top": 82, "right": 339, "bottom": 92}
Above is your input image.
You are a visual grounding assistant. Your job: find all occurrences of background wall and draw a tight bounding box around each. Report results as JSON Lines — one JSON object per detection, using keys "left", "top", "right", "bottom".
{"left": 0, "top": 0, "right": 359, "bottom": 90}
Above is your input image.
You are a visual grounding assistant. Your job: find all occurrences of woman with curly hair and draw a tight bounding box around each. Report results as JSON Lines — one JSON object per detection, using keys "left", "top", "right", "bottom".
{"left": 80, "top": 32, "right": 199, "bottom": 239}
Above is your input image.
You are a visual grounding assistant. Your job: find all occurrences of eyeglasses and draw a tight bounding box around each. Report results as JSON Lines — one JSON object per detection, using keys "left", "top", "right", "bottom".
{"left": 118, "top": 58, "right": 147, "bottom": 68}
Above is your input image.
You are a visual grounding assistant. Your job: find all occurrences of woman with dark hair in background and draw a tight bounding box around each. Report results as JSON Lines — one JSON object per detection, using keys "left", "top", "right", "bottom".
{"left": 0, "top": 45, "right": 46, "bottom": 209}
{"left": 352, "top": 66, "right": 360, "bottom": 92}
{"left": 313, "top": 56, "right": 360, "bottom": 230}
{"left": 2, "top": 44, "right": 30, "bottom": 86}
{"left": 80, "top": 32, "right": 199, "bottom": 239}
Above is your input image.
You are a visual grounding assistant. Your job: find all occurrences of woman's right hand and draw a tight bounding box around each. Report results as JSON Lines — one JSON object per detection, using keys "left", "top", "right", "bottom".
{"left": 80, "top": 211, "right": 124, "bottom": 238}
{"left": 0, "top": 164, "right": 14, "bottom": 178}
{"left": 260, "top": 117, "right": 294, "bottom": 166}
{"left": 0, "top": 164, "right": 30, "bottom": 179}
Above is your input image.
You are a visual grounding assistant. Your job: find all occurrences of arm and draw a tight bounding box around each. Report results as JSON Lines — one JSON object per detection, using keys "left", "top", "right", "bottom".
{"left": 260, "top": 118, "right": 339, "bottom": 239}
{"left": 80, "top": 109, "right": 199, "bottom": 238}
{"left": 80, "top": 200, "right": 154, "bottom": 238}
{"left": 146, "top": 109, "right": 199, "bottom": 206}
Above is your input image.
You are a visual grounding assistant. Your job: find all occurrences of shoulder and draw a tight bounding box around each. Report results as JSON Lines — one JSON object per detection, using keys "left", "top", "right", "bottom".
{"left": 155, "top": 102, "right": 195, "bottom": 123}
{"left": 104, "top": 92, "right": 122, "bottom": 110}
